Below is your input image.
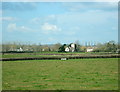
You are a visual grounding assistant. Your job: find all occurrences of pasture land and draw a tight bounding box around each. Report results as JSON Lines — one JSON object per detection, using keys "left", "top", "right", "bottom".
{"left": 2, "top": 58, "right": 118, "bottom": 90}
{"left": 2, "top": 52, "right": 118, "bottom": 58}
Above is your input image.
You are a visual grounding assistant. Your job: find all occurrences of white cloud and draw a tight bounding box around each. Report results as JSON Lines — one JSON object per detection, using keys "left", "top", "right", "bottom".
{"left": 46, "top": 15, "right": 56, "bottom": 20}
{"left": 62, "top": 2, "right": 118, "bottom": 12}
{"left": 30, "top": 15, "right": 56, "bottom": 24}
{"left": 41, "top": 23, "right": 61, "bottom": 33}
{"left": 31, "top": 17, "right": 41, "bottom": 24}
{"left": 7, "top": 23, "right": 17, "bottom": 31}
{"left": 19, "top": 26, "right": 32, "bottom": 32}
{"left": 7, "top": 23, "right": 33, "bottom": 32}
{"left": 0, "top": 17, "right": 17, "bottom": 21}
{"left": 42, "top": 23, "right": 57, "bottom": 31}
{"left": 48, "top": 37, "right": 55, "bottom": 41}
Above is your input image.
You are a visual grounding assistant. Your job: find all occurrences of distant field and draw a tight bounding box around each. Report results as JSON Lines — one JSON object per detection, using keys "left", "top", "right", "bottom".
{"left": 2, "top": 58, "right": 118, "bottom": 90}
{"left": 2, "top": 52, "right": 118, "bottom": 58}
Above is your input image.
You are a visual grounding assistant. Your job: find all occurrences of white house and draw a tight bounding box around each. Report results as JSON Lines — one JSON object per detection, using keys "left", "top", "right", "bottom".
{"left": 65, "top": 43, "right": 76, "bottom": 52}
{"left": 70, "top": 43, "right": 75, "bottom": 52}
{"left": 86, "top": 48, "right": 93, "bottom": 52}
{"left": 65, "top": 47, "right": 70, "bottom": 52}
{"left": 16, "top": 47, "right": 23, "bottom": 52}
{"left": 9, "top": 47, "right": 23, "bottom": 52}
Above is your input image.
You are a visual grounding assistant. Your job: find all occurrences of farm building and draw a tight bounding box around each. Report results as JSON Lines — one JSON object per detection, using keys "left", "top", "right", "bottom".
{"left": 86, "top": 48, "right": 93, "bottom": 52}
{"left": 59, "top": 43, "right": 77, "bottom": 52}
{"left": 65, "top": 43, "right": 77, "bottom": 52}
{"left": 9, "top": 47, "right": 23, "bottom": 52}
{"left": 65, "top": 47, "right": 70, "bottom": 52}
{"left": 86, "top": 46, "right": 97, "bottom": 52}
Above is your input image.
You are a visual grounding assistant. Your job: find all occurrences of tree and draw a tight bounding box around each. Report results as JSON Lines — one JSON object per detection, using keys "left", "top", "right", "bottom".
{"left": 81, "top": 46, "right": 86, "bottom": 52}
{"left": 104, "top": 41, "right": 117, "bottom": 52}
{"left": 74, "top": 40, "right": 81, "bottom": 52}
{"left": 93, "top": 41, "right": 117, "bottom": 53}
{"left": 52, "top": 43, "right": 62, "bottom": 51}
{"left": 58, "top": 44, "right": 66, "bottom": 52}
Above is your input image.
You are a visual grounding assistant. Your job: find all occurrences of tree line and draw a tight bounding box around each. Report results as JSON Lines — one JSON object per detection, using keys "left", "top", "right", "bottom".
{"left": 1, "top": 42, "right": 62, "bottom": 52}
{"left": 93, "top": 41, "right": 119, "bottom": 53}
{"left": 1, "top": 41, "right": 120, "bottom": 53}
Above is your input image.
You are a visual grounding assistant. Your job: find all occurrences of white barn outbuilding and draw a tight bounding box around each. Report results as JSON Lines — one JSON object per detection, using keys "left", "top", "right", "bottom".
{"left": 65, "top": 43, "right": 76, "bottom": 52}
{"left": 86, "top": 48, "right": 93, "bottom": 52}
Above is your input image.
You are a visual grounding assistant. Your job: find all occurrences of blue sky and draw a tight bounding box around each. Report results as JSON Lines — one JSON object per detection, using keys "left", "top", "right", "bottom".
{"left": 2, "top": 2, "right": 118, "bottom": 45}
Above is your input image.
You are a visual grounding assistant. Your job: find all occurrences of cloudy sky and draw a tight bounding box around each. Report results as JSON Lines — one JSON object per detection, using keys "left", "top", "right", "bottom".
{"left": 2, "top": 2, "right": 118, "bottom": 45}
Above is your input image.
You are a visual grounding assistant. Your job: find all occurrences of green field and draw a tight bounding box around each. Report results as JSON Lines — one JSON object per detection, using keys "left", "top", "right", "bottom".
{"left": 2, "top": 52, "right": 118, "bottom": 58}
{"left": 2, "top": 58, "right": 118, "bottom": 90}
{"left": 2, "top": 52, "right": 90, "bottom": 58}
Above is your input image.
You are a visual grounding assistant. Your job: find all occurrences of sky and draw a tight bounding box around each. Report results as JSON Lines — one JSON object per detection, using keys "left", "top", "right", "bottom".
{"left": 1, "top": 2, "right": 118, "bottom": 45}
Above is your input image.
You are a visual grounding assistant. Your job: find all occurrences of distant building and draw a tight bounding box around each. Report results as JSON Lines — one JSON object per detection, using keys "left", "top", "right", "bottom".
{"left": 65, "top": 47, "right": 70, "bottom": 52}
{"left": 9, "top": 47, "right": 23, "bottom": 52}
{"left": 65, "top": 43, "right": 76, "bottom": 52}
{"left": 86, "top": 48, "right": 93, "bottom": 52}
{"left": 42, "top": 49, "right": 45, "bottom": 51}
{"left": 16, "top": 47, "right": 23, "bottom": 52}
{"left": 116, "top": 49, "right": 120, "bottom": 53}
{"left": 59, "top": 43, "right": 77, "bottom": 52}
{"left": 86, "top": 46, "right": 97, "bottom": 52}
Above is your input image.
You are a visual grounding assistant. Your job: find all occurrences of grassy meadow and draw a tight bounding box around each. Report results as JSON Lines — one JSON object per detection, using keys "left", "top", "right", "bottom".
{"left": 2, "top": 58, "right": 118, "bottom": 90}
{"left": 2, "top": 52, "right": 118, "bottom": 58}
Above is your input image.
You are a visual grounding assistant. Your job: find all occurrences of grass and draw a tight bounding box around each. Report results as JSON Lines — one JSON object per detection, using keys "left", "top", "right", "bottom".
{"left": 2, "top": 58, "right": 118, "bottom": 90}
{"left": 2, "top": 52, "right": 118, "bottom": 58}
